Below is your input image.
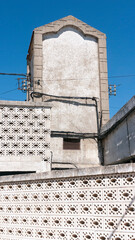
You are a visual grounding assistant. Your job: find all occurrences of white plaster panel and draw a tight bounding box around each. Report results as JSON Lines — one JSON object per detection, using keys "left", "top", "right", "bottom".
{"left": 42, "top": 27, "right": 99, "bottom": 133}
{"left": 42, "top": 27, "right": 99, "bottom": 98}
{"left": 50, "top": 101, "right": 97, "bottom": 132}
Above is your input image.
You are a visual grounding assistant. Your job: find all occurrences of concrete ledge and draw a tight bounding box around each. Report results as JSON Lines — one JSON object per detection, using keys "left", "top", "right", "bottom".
{"left": 0, "top": 100, "right": 52, "bottom": 108}
{"left": 0, "top": 161, "right": 43, "bottom": 172}
{"left": 101, "top": 95, "right": 135, "bottom": 136}
{"left": 0, "top": 163, "right": 135, "bottom": 183}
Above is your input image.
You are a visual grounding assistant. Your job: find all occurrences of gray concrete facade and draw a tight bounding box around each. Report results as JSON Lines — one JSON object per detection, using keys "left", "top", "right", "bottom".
{"left": 27, "top": 16, "right": 110, "bottom": 168}
{"left": 101, "top": 96, "right": 135, "bottom": 165}
{"left": 27, "top": 15, "right": 109, "bottom": 124}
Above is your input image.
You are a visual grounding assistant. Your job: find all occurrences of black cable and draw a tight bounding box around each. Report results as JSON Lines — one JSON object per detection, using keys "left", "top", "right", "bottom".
{"left": 31, "top": 91, "right": 98, "bottom": 100}
{"left": 0, "top": 72, "right": 135, "bottom": 80}
{"left": 0, "top": 73, "right": 26, "bottom": 76}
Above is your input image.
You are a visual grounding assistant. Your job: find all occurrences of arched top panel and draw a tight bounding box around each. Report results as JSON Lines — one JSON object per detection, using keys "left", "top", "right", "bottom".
{"left": 42, "top": 25, "right": 98, "bottom": 42}
{"left": 42, "top": 25, "right": 99, "bottom": 98}
{"left": 34, "top": 15, "right": 106, "bottom": 40}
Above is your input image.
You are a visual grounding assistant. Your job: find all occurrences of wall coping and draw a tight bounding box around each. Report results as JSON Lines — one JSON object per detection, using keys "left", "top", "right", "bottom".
{"left": 101, "top": 95, "right": 135, "bottom": 136}
{"left": 0, "top": 163, "right": 135, "bottom": 183}
{"left": 34, "top": 15, "right": 105, "bottom": 36}
{"left": 0, "top": 100, "right": 52, "bottom": 108}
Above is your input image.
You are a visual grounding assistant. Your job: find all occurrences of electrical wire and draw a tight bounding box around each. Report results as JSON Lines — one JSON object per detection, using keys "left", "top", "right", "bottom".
{"left": 0, "top": 72, "right": 134, "bottom": 97}
{"left": 0, "top": 73, "right": 26, "bottom": 76}
{"left": 108, "top": 74, "right": 135, "bottom": 79}
{"left": 0, "top": 88, "right": 18, "bottom": 96}
{"left": 0, "top": 72, "right": 135, "bottom": 80}
{"left": 32, "top": 74, "right": 135, "bottom": 83}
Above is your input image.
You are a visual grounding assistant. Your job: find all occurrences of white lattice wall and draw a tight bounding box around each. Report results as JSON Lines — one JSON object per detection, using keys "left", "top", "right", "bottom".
{"left": 0, "top": 101, "right": 51, "bottom": 172}
{"left": 0, "top": 164, "right": 134, "bottom": 240}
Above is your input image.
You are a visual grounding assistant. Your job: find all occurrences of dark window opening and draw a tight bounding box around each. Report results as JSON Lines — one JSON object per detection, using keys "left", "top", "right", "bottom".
{"left": 63, "top": 138, "right": 80, "bottom": 150}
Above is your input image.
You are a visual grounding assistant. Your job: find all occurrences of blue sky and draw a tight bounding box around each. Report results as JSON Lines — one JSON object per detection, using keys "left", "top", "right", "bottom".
{"left": 0, "top": 0, "right": 135, "bottom": 118}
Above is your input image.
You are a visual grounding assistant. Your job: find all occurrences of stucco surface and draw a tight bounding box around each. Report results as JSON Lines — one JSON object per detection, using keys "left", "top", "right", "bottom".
{"left": 27, "top": 17, "right": 110, "bottom": 167}
{"left": 27, "top": 16, "right": 109, "bottom": 124}
{"left": 42, "top": 27, "right": 100, "bottom": 166}
{"left": 51, "top": 137, "right": 99, "bottom": 168}
{"left": 42, "top": 27, "right": 99, "bottom": 98}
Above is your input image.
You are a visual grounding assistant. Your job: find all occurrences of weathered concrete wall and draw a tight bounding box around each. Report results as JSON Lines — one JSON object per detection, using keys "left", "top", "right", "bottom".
{"left": 101, "top": 96, "right": 135, "bottom": 165}
{"left": 103, "top": 111, "right": 135, "bottom": 165}
{"left": 27, "top": 16, "right": 110, "bottom": 168}
{"left": 0, "top": 101, "right": 51, "bottom": 172}
{"left": 42, "top": 27, "right": 99, "bottom": 131}
{"left": 27, "top": 16, "right": 110, "bottom": 125}
{"left": 42, "top": 27, "right": 99, "bottom": 167}
{"left": 42, "top": 27, "right": 99, "bottom": 99}
{"left": 51, "top": 137, "right": 99, "bottom": 168}
{"left": 0, "top": 163, "right": 134, "bottom": 239}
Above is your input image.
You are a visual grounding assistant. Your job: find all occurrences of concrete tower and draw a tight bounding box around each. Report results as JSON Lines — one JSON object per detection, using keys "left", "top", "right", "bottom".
{"left": 27, "top": 16, "right": 109, "bottom": 169}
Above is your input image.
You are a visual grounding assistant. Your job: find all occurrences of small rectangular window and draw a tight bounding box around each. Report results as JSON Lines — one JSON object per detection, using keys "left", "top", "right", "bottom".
{"left": 63, "top": 138, "right": 80, "bottom": 150}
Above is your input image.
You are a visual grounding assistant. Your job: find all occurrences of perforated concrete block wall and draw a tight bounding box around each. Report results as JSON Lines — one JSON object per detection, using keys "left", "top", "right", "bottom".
{"left": 0, "top": 164, "right": 134, "bottom": 240}
{"left": 0, "top": 101, "right": 51, "bottom": 172}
